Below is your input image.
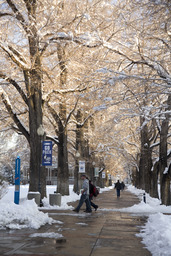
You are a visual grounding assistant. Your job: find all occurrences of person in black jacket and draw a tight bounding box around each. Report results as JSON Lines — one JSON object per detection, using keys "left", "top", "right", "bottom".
{"left": 85, "top": 180, "right": 98, "bottom": 212}
{"left": 114, "top": 180, "right": 122, "bottom": 198}
{"left": 121, "top": 181, "right": 125, "bottom": 191}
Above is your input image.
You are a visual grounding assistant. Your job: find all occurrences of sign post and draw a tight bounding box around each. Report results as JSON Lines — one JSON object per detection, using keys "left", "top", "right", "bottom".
{"left": 102, "top": 171, "right": 106, "bottom": 179}
{"left": 14, "top": 156, "right": 20, "bottom": 204}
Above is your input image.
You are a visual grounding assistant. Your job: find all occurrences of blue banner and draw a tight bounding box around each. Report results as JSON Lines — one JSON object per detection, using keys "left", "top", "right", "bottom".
{"left": 42, "top": 141, "right": 52, "bottom": 166}
{"left": 14, "top": 156, "right": 20, "bottom": 204}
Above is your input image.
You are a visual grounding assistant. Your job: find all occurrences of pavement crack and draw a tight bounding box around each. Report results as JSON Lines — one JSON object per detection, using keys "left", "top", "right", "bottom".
{"left": 89, "top": 220, "right": 105, "bottom": 256}
{"left": 4, "top": 243, "right": 26, "bottom": 255}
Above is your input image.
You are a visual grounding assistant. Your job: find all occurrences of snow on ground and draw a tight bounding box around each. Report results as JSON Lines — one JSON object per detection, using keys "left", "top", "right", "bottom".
{"left": 0, "top": 184, "right": 111, "bottom": 231}
{"left": 0, "top": 199, "right": 54, "bottom": 230}
{"left": 127, "top": 185, "right": 171, "bottom": 256}
{"left": 0, "top": 184, "right": 171, "bottom": 255}
{"left": 30, "top": 232, "right": 63, "bottom": 239}
{"left": 124, "top": 185, "right": 171, "bottom": 214}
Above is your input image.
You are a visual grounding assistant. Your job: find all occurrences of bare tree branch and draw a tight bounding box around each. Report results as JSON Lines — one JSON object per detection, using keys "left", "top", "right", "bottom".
{"left": 0, "top": 88, "right": 30, "bottom": 143}
{"left": 0, "top": 73, "right": 28, "bottom": 105}
{"left": 0, "top": 42, "right": 30, "bottom": 70}
{"left": 6, "top": 0, "right": 29, "bottom": 33}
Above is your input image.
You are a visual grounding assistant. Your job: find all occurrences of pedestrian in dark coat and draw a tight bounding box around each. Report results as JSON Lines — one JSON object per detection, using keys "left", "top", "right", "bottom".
{"left": 121, "top": 181, "right": 125, "bottom": 191}
{"left": 114, "top": 180, "right": 122, "bottom": 198}
{"left": 88, "top": 180, "right": 98, "bottom": 211}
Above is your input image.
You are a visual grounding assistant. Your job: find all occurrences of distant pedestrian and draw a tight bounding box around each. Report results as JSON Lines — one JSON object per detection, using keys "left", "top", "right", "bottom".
{"left": 85, "top": 180, "right": 98, "bottom": 212}
{"left": 121, "top": 181, "right": 125, "bottom": 191}
{"left": 73, "top": 174, "right": 92, "bottom": 213}
{"left": 114, "top": 180, "right": 122, "bottom": 198}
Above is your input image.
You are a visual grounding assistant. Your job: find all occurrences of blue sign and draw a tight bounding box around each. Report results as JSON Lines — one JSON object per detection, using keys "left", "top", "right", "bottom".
{"left": 42, "top": 141, "right": 52, "bottom": 166}
{"left": 14, "top": 156, "right": 20, "bottom": 204}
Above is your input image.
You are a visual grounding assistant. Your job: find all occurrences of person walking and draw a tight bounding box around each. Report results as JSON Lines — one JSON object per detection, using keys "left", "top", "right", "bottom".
{"left": 73, "top": 174, "right": 92, "bottom": 213}
{"left": 114, "top": 180, "right": 122, "bottom": 198}
{"left": 85, "top": 180, "right": 98, "bottom": 212}
{"left": 121, "top": 181, "right": 125, "bottom": 191}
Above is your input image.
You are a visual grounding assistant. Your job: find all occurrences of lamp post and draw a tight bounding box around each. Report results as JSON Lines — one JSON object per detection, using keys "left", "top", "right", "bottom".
{"left": 92, "top": 161, "right": 96, "bottom": 184}
{"left": 92, "top": 161, "right": 95, "bottom": 167}
{"left": 75, "top": 151, "right": 80, "bottom": 194}
{"left": 37, "top": 124, "right": 45, "bottom": 206}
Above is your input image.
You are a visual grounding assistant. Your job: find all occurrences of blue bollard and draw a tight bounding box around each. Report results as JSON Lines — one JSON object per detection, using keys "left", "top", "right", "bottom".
{"left": 14, "top": 156, "right": 20, "bottom": 204}
{"left": 143, "top": 193, "right": 146, "bottom": 203}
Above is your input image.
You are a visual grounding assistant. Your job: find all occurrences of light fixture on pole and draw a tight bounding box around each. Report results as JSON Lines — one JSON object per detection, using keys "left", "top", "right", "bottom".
{"left": 75, "top": 151, "right": 80, "bottom": 194}
{"left": 75, "top": 151, "right": 80, "bottom": 158}
{"left": 37, "top": 124, "right": 45, "bottom": 137}
{"left": 92, "top": 161, "right": 95, "bottom": 166}
{"left": 37, "top": 124, "right": 45, "bottom": 206}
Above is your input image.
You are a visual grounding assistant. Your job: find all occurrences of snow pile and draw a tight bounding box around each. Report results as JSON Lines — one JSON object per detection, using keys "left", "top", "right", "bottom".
{"left": 137, "top": 213, "right": 171, "bottom": 256}
{"left": 0, "top": 199, "right": 54, "bottom": 230}
{"left": 125, "top": 185, "right": 171, "bottom": 214}
{"left": 0, "top": 180, "right": 8, "bottom": 199}
{"left": 30, "top": 232, "right": 63, "bottom": 239}
{"left": 126, "top": 185, "right": 171, "bottom": 256}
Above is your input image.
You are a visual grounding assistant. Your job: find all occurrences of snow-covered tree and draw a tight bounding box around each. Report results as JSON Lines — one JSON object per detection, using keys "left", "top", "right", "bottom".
{"left": 0, "top": 0, "right": 118, "bottom": 196}
{"left": 101, "top": 0, "right": 171, "bottom": 204}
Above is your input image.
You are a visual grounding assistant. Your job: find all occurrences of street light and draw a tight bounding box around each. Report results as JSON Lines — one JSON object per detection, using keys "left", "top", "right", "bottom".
{"left": 37, "top": 124, "right": 45, "bottom": 206}
{"left": 37, "top": 124, "right": 45, "bottom": 137}
{"left": 92, "top": 161, "right": 95, "bottom": 166}
{"left": 75, "top": 151, "right": 80, "bottom": 194}
{"left": 75, "top": 151, "right": 80, "bottom": 158}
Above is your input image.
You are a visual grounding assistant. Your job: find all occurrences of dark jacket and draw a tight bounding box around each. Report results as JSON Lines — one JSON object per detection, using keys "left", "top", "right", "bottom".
{"left": 121, "top": 182, "right": 125, "bottom": 190}
{"left": 89, "top": 181, "right": 94, "bottom": 198}
{"left": 115, "top": 181, "right": 121, "bottom": 190}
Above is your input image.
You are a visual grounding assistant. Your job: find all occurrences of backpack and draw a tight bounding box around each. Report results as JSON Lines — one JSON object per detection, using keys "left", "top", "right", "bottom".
{"left": 92, "top": 185, "right": 99, "bottom": 197}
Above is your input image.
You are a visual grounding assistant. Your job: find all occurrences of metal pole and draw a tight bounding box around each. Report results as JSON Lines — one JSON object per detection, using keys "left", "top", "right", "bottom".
{"left": 143, "top": 193, "right": 146, "bottom": 203}
{"left": 77, "top": 161, "right": 79, "bottom": 194}
{"left": 14, "top": 156, "right": 20, "bottom": 204}
{"left": 39, "top": 139, "right": 43, "bottom": 207}
{"left": 37, "top": 125, "right": 45, "bottom": 207}
{"left": 75, "top": 152, "right": 80, "bottom": 194}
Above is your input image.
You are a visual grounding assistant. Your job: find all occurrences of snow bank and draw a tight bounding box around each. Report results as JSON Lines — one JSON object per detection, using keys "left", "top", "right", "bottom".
{"left": 137, "top": 213, "right": 171, "bottom": 256}
{"left": 126, "top": 185, "right": 171, "bottom": 256}
{"left": 0, "top": 199, "right": 54, "bottom": 230}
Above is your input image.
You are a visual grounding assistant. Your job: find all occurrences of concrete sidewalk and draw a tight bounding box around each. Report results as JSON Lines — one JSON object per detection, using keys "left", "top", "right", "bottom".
{"left": 0, "top": 188, "right": 151, "bottom": 256}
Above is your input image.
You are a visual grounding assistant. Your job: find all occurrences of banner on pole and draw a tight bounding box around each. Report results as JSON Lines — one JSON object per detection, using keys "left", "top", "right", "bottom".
{"left": 94, "top": 167, "right": 99, "bottom": 177}
{"left": 102, "top": 171, "right": 106, "bottom": 179}
{"left": 79, "top": 160, "right": 85, "bottom": 173}
{"left": 42, "top": 141, "right": 52, "bottom": 166}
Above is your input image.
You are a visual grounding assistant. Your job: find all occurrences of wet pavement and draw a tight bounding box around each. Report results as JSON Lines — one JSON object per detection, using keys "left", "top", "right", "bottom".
{"left": 0, "top": 188, "right": 151, "bottom": 256}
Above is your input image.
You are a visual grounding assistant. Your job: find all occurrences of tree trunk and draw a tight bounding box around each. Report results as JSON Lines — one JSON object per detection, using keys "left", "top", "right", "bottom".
{"left": 73, "top": 158, "right": 79, "bottom": 193}
{"left": 138, "top": 116, "right": 152, "bottom": 192}
{"left": 57, "top": 121, "right": 69, "bottom": 195}
{"left": 46, "top": 102, "right": 69, "bottom": 196}
{"left": 26, "top": 6, "right": 46, "bottom": 199}
{"left": 73, "top": 110, "right": 83, "bottom": 193}
{"left": 74, "top": 110, "right": 90, "bottom": 192}
{"left": 3, "top": 0, "right": 47, "bottom": 199}
{"left": 150, "top": 161, "right": 159, "bottom": 198}
{"left": 26, "top": 63, "right": 46, "bottom": 199}
{"left": 159, "top": 95, "right": 171, "bottom": 205}
{"left": 56, "top": 43, "right": 69, "bottom": 195}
